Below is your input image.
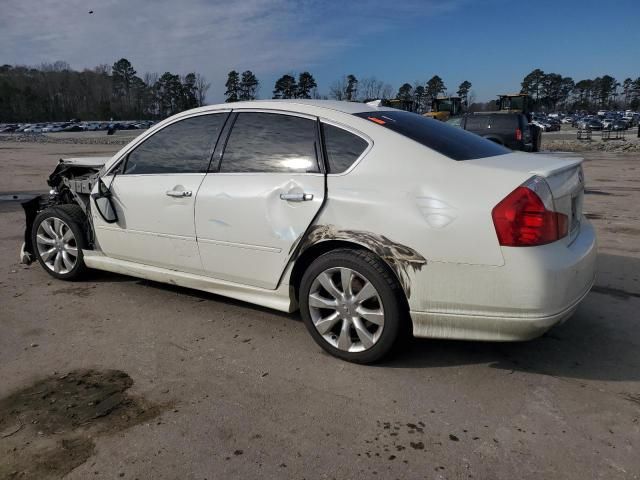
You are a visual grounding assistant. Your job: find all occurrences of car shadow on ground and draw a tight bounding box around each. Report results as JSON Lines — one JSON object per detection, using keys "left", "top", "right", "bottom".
{"left": 131, "top": 277, "right": 300, "bottom": 321}
{"left": 80, "top": 253, "right": 640, "bottom": 383}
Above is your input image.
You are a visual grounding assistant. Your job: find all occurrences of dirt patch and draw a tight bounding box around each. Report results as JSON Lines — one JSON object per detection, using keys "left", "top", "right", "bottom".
{"left": 604, "top": 225, "right": 640, "bottom": 236}
{"left": 0, "top": 369, "right": 163, "bottom": 479}
{"left": 50, "top": 286, "right": 96, "bottom": 298}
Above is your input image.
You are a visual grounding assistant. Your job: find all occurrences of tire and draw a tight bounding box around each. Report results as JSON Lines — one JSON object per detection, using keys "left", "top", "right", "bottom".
{"left": 299, "top": 248, "right": 406, "bottom": 364}
{"left": 32, "top": 204, "right": 88, "bottom": 280}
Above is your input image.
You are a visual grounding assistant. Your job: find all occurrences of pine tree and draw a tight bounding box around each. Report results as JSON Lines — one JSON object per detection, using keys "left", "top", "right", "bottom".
{"left": 456, "top": 80, "right": 472, "bottom": 109}
{"left": 345, "top": 74, "right": 358, "bottom": 101}
{"left": 224, "top": 70, "right": 240, "bottom": 102}
{"left": 239, "top": 70, "right": 259, "bottom": 100}
{"left": 425, "top": 75, "right": 446, "bottom": 104}
{"left": 273, "top": 74, "right": 297, "bottom": 99}
{"left": 296, "top": 72, "right": 317, "bottom": 99}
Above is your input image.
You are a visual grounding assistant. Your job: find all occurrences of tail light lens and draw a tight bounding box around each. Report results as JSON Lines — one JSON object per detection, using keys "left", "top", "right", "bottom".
{"left": 515, "top": 128, "right": 522, "bottom": 141}
{"left": 492, "top": 177, "right": 568, "bottom": 246}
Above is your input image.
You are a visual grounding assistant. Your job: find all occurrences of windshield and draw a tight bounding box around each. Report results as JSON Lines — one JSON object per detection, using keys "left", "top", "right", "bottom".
{"left": 354, "top": 110, "right": 510, "bottom": 161}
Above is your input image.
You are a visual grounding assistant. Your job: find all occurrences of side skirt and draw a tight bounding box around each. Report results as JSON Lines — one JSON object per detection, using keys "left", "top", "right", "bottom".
{"left": 83, "top": 251, "right": 297, "bottom": 313}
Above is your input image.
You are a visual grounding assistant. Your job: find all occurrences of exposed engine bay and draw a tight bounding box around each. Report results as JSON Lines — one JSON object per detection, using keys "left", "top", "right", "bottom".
{"left": 21, "top": 157, "right": 108, "bottom": 264}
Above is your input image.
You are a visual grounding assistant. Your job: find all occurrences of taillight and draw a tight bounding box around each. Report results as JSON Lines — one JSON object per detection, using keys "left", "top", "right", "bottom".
{"left": 515, "top": 128, "right": 522, "bottom": 141}
{"left": 492, "top": 177, "right": 568, "bottom": 247}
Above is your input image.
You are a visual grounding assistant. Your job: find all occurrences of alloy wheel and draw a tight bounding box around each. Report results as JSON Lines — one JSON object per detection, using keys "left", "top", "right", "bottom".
{"left": 35, "top": 217, "right": 79, "bottom": 274}
{"left": 308, "top": 267, "right": 385, "bottom": 353}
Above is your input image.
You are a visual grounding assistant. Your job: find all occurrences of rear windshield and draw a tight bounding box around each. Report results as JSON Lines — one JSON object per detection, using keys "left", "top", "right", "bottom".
{"left": 487, "top": 114, "right": 518, "bottom": 129}
{"left": 354, "top": 110, "right": 510, "bottom": 161}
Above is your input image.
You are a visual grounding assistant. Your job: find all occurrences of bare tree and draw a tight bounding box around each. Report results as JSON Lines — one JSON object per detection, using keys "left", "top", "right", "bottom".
{"left": 329, "top": 76, "right": 347, "bottom": 100}
{"left": 381, "top": 83, "right": 393, "bottom": 99}
{"left": 359, "top": 76, "right": 388, "bottom": 101}
{"left": 194, "top": 73, "right": 210, "bottom": 106}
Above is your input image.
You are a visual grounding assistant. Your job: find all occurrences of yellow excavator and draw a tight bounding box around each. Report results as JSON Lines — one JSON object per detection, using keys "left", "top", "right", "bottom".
{"left": 423, "top": 96, "right": 462, "bottom": 121}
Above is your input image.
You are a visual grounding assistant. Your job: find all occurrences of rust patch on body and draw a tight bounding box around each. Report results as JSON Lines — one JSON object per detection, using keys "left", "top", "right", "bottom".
{"left": 299, "top": 225, "right": 427, "bottom": 297}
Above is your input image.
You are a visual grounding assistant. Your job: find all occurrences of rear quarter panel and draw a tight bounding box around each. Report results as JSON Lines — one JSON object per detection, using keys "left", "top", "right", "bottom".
{"left": 305, "top": 112, "right": 534, "bottom": 306}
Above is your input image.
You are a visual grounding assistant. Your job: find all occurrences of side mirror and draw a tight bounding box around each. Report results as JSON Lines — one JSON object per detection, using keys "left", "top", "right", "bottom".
{"left": 92, "top": 178, "right": 118, "bottom": 223}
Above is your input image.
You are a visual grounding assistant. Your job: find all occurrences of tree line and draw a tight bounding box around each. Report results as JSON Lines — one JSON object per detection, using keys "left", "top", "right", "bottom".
{"left": 517, "top": 68, "right": 640, "bottom": 112}
{"left": 0, "top": 58, "right": 210, "bottom": 122}
{"left": 2, "top": 58, "right": 639, "bottom": 123}
{"left": 224, "top": 70, "right": 472, "bottom": 115}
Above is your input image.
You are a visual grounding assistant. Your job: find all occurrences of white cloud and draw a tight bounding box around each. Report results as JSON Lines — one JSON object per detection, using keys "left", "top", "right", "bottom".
{"left": 0, "top": 0, "right": 464, "bottom": 101}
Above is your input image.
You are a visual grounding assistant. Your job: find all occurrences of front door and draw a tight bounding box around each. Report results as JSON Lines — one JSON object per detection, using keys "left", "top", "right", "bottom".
{"left": 93, "top": 112, "right": 229, "bottom": 272}
{"left": 195, "top": 111, "right": 325, "bottom": 289}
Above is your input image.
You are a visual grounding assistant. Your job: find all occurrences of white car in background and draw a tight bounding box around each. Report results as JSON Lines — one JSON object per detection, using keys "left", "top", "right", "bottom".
{"left": 42, "top": 125, "right": 63, "bottom": 133}
{"left": 23, "top": 125, "right": 43, "bottom": 133}
{"left": 21, "top": 100, "right": 596, "bottom": 363}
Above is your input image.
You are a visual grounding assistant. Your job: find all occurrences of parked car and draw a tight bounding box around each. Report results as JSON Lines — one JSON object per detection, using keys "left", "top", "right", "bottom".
{"left": 611, "top": 120, "right": 628, "bottom": 131}
{"left": 531, "top": 119, "right": 551, "bottom": 132}
{"left": 602, "top": 118, "right": 615, "bottom": 130}
{"left": 459, "top": 112, "right": 540, "bottom": 151}
{"left": 578, "top": 118, "right": 603, "bottom": 130}
{"left": 586, "top": 119, "right": 604, "bottom": 130}
{"left": 63, "top": 124, "right": 85, "bottom": 132}
{"left": 544, "top": 118, "right": 561, "bottom": 132}
{"left": 42, "top": 124, "right": 63, "bottom": 133}
{"left": 23, "top": 125, "right": 44, "bottom": 133}
{"left": 20, "top": 101, "right": 596, "bottom": 364}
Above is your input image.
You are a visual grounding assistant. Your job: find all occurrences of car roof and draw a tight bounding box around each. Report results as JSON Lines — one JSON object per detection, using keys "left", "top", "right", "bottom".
{"left": 185, "top": 99, "right": 394, "bottom": 116}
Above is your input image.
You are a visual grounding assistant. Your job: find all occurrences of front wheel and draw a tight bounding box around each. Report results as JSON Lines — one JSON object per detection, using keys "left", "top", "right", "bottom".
{"left": 299, "top": 249, "right": 406, "bottom": 364}
{"left": 32, "top": 204, "right": 88, "bottom": 280}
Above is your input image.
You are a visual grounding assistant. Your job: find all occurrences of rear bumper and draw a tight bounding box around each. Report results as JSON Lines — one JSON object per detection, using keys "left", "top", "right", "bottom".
{"left": 409, "top": 219, "right": 597, "bottom": 341}
{"left": 410, "top": 278, "right": 593, "bottom": 341}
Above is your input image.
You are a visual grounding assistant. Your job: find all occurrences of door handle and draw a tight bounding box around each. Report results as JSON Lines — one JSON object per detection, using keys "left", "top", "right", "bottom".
{"left": 280, "top": 192, "right": 313, "bottom": 202}
{"left": 166, "top": 190, "right": 192, "bottom": 197}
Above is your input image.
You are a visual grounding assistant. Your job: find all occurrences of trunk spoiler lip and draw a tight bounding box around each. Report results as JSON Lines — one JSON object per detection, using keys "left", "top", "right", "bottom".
{"left": 465, "top": 152, "right": 584, "bottom": 178}
{"left": 529, "top": 158, "right": 583, "bottom": 178}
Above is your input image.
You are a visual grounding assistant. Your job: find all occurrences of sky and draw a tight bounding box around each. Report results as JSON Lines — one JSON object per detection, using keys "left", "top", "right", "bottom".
{"left": 1, "top": 0, "right": 639, "bottom": 103}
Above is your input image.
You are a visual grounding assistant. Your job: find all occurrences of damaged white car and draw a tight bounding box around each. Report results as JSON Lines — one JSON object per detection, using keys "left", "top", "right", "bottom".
{"left": 21, "top": 100, "right": 597, "bottom": 363}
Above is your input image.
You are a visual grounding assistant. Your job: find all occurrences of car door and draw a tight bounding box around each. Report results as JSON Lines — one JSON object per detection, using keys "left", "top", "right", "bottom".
{"left": 93, "top": 112, "right": 229, "bottom": 272}
{"left": 195, "top": 111, "right": 325, "bottom": 289}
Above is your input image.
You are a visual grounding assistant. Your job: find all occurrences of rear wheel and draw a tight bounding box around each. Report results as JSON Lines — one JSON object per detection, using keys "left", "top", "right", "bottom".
{"left": 32, "top": 204, "right": 88, "bottom": 280}
{"left": 299, "top": 249, "right": 405, "bottom": 364}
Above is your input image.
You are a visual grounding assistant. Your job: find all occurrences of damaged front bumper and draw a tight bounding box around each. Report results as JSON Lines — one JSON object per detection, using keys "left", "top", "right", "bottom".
{"left": 19, "top": 194, "right": 48, "bottom": 265}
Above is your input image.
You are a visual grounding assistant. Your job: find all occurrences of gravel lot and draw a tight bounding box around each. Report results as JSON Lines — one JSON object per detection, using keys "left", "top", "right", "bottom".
{"left": 542, "top": 126, "right": 640, "bottom": 153}
{"left": 1, "top": 136, "right": 639, "bottom": 479}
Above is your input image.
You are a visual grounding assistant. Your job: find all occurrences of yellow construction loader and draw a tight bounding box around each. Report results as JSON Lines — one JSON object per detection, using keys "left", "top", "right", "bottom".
{"left": 423, "top": 96, "right": 462, "bottom": 121}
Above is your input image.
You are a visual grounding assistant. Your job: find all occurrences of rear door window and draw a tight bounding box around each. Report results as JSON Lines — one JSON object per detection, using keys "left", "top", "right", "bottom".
{"left": 464, "top": 115, "right": 491, "bottom": 130}
{"left": 489, "top": 115, "right": 517, "bottom": 130}
{"left": 322, "top": 123, "right": 369, "bottom": 173}
{"left": 220, "top": 112, "right": 320, "bottom": 173}
{"left": 355, "top": 110, "right": 509, "bottom": 161}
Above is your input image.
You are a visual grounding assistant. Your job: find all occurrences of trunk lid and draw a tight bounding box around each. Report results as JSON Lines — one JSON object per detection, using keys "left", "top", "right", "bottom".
{"left": 470, "top": 152, "right": 585, "bottom": 243}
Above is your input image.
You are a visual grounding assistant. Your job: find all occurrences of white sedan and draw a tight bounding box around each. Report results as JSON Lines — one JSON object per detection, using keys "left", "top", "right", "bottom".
{"left": 21, "top": 100, "right": 596, "bottom": 363}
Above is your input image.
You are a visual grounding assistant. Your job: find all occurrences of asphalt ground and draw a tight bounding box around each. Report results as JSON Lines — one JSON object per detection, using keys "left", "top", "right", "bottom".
{"left": 1, "top": 139, "right": 639, "bottom": 479}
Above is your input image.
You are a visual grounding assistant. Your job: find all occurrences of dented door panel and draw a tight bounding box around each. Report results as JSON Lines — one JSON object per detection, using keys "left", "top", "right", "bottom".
{"left": 195, "top": 174, "right": 325, "bottom": 289}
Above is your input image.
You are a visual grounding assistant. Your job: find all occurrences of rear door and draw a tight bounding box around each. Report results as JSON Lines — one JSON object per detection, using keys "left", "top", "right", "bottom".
{"left": 195, "top": 111, "right": 325, "bottom": 289}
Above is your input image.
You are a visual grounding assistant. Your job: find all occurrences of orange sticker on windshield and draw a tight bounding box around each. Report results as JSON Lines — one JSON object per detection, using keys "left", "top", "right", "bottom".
{"left": 367, "top": 117, "right": 386, "bottom": 125}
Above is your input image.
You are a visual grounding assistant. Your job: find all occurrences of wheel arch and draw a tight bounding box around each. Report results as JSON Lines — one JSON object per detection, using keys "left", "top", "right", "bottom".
{"left": 289, "top": 239, "right": 410, "bottom": 313}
